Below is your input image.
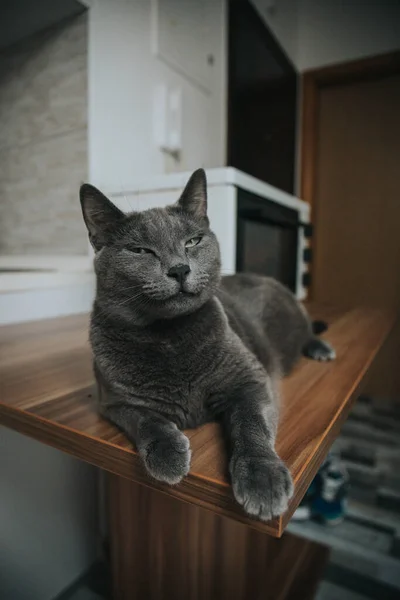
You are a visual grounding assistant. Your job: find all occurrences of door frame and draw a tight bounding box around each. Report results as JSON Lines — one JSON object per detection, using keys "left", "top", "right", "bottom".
{"left": 300, "top": 50, "right": 400, "bottom": 298}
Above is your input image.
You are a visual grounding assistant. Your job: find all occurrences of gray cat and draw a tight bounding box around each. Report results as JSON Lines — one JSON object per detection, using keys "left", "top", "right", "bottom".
{"left": 80, "top": 169, "right": 335, "bottom": 522}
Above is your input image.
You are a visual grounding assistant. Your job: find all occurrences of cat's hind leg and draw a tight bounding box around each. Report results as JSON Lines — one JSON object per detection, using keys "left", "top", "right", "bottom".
{"left": 303, "top": 337, "right": 336, "bottom": 361}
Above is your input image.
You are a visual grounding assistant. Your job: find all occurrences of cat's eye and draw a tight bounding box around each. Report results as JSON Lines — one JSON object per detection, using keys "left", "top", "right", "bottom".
{"left": 185, "top": 236, "right": 202, "bottom": 248}
{"left": 128, "top": 247, "right": 153, "bottom": 255}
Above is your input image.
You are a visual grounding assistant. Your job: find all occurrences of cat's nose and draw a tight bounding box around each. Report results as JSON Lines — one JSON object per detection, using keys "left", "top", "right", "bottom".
{"left": 168, "top": 264, "right": 191, "bottom": 285}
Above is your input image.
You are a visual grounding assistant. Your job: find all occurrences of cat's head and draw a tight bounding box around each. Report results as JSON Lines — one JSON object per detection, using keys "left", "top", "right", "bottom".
{"left": 80, "top": 169, "right": 221, "bottom": 323}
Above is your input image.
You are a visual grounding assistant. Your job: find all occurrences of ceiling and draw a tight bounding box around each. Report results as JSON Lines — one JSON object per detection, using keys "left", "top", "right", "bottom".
{"left": 0, "top": 0, "right": 86, "bottom": 51}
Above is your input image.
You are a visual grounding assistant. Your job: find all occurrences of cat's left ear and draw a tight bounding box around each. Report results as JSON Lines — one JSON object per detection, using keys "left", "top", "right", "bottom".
{"left": 177, "top": 168, "right": 207, "bottom": 219}
{"left": 80, "top": 184, "right": 125, "bottom": 251}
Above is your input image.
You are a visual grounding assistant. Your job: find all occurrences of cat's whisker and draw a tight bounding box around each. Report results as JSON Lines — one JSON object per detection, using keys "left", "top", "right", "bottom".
{"left": 123, "top": 193, "right": 135, "bottom": 213}
{"left": 92, "top": 290, "right": 149, "bottom": 322}
{"left": 118, "top": 284, "right": 148, "bottom": 293}
{"left": 117, "top": 291, "right": 148, "bottom": 307}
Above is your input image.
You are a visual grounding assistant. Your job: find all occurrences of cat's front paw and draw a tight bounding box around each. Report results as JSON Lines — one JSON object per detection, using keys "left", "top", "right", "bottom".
{"left": 231, "top": 453, "right": 293, "bottom": 521}
{"left": 143, "top": 429, "right": 191, "bottom": 485}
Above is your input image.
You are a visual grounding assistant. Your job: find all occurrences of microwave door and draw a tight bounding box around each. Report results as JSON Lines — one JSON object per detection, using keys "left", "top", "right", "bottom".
{"left": 237, "top": 213, "right": 298, "bottom": 292}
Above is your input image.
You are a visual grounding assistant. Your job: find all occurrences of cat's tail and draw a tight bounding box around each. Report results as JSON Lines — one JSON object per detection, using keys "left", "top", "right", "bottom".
{"left": 312, "top": 320, "right": 329, "bottom": 335}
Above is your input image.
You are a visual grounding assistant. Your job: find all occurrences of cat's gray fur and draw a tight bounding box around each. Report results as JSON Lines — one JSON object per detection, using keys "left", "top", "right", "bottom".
{"left": 80, "top": 169, "right": 335, "bottom": 521}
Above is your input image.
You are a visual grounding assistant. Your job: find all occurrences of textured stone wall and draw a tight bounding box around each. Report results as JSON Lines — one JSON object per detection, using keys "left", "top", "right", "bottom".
{"left": 0, "top": 14, "right": 88, "bottom": 255}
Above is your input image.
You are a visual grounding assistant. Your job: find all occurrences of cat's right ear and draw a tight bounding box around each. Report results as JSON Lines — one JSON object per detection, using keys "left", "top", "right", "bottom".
{"left": 80, "top": 184, "right": 125, "bottom": 252}
{"left": 177, "top": 168, "right": 207, "bottom": 219}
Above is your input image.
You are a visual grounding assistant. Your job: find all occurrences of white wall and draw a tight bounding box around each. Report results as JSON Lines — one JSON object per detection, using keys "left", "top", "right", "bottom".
{"left": 88, "top": 0, "right": 227, "bottom": 190}
{"left": 252, "top": 0, "right": 400, "bottom": 71}
{"left": 0, "top": 429, "right": 98, "bottom": 600}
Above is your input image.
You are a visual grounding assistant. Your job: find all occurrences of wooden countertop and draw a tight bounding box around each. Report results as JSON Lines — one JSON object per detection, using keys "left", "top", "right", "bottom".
{"left": 0, "top": 305, "right": 394, "bottom": 537}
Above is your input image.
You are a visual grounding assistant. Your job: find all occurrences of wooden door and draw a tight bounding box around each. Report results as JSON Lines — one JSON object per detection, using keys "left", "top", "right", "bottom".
{"left": 301, "top": 54, "right": 400, "bottom": 399}
{"left": 313, "top": 74, "right": 400, "bottom": 309}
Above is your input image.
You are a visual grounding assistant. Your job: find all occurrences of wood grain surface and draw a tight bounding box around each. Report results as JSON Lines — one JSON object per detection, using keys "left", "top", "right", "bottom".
{"left": 109, "top": 474, "right": 329, "bottom": 600}
{"left": 0, "top": 305, "right": 394, "bottom": 537}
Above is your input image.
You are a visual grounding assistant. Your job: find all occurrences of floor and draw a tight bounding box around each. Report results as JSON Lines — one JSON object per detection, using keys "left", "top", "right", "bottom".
{"left": 292, "top": 396, "right": 400, "bottom": 600}
{"left": 62, "top": 396, "right": 400, "bottom": 600}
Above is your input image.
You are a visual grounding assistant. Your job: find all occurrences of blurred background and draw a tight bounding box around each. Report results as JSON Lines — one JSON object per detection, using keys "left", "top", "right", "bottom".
{"left": 0, "top": 1, "right": 399, "bottom": 599}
